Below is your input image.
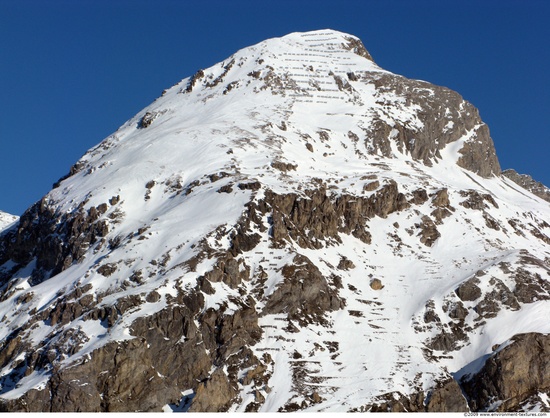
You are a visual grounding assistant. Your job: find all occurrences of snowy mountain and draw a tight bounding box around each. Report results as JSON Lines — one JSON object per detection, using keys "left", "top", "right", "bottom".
{"left": 502, "top": 169, "right": 550, "bottom": 203}
{"left": 0, "top": 29, "right": 549, "bottom": 412}
{"left": 0, "top": 212, "right": 17, "bottom": 233}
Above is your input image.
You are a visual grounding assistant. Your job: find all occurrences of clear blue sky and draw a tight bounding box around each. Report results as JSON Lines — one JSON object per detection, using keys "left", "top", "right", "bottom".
{"left": 1, "top": 0, "right": 549, "bottom": 215}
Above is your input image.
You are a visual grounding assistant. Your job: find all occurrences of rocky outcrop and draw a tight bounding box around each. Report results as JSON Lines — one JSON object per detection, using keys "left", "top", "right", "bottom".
{"left": 419, "top": 253, "right": 550, "bottom": 359}
{"left": 456, "top": 123, "right": 500, "bottom": 178}
{"left": 188, "top": 368, "right": 237, "bottom": 412}
{"left": 263, "top": 254, "right": 344, "bottom": 326}
{"left": 0, "top": 182, "right": 364, "bottom": 412}
{"left": 359, "top": 377, "right": 468, "bottom": 412}
{"left": 426, "top": 378, "right": 469, "bottom": 412}
{"left": 264, "top": 180, "right": 409, "bottom": 249}
{"left": 461, "top": 333, "right": 550, "bottom": 411}
{"left": 0, "top": 197, "right": 113, "bottom": 286}
{"left": 502, "top": 169, "right": 550, "bottom": 203}
{"left": 0, "top": 337, "right": 184, "bottom": 412}
{"left": 366, "top": 73, "right": 500, "bottom": 178}
{"left": 364, "top": 337, "right": 550, "bottom": 415}
{"left": 416, "top": 215, "right": 440, "bottom": 247}
{"left": 342, "top": 36, "right": 375, "bottom": 62}
{"left": 0, "top": 282, "right": 266, "bottom": 412}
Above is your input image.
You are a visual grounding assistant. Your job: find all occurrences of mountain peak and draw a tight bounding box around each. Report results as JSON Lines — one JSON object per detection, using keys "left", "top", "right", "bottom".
{"left": 260, "top": 29, "right": 376, "bottom": 62}
{"left": 173, "top": 29, "right": 381, "bottom": 100}
{"left": 47, "top": 28, "right": 499, "bottom": 216}
{"left": 0, "top": 31, "right": 548, "bottom": 413}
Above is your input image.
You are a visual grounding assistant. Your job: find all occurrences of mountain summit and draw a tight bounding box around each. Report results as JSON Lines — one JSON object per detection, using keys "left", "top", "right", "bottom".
{"left": 0, "top": 30, "right": 549, "bottom": 412}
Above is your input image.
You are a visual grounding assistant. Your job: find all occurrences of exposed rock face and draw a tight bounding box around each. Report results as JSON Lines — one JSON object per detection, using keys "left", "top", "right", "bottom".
{"left": 342, "top": 35, "right": 375, "bottom": 62}
{"left": 0, "top": 197, "right": 111, "bottom": 286}
{"left": 359, "top": 377, "right": 468, "bottom": 413}
{"left": 455, "top": 277, "right": 482, "bottom": 301}
{"left": 370, "top": 278, "right": 384, "bottom": 290}
{"left": 366, "top": 332, "right": 550, "bottom": 413}
{"left": 426, "top": 378, "right": 469, "bottom": 412}
{"left": 456, "top": 123, "right": 500, "bottom": 178}
{"left": 264, "top": 180, "right": 409, "bottom": 249}
{"left": 0, "top": 278, "right": 266, "bottom": 412}
{"left": 416, "top": 215, "right": 440, "bottom": 247}
{"left": 366, "top": 74, "right": 500, "bottom": 178}
{"left": 502, "top": 169, "right": 550, "bottom": 203}
{"left": 462, "top": 333, "right": 550, "bottom": 412}
{"left": 188, "top": 368, "right": 238, "bottom": 412}
{"left": 263, "top": 254, "right": 344, "bottom": 325}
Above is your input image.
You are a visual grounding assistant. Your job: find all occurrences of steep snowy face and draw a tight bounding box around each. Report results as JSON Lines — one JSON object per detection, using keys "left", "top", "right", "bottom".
{"left": 0, "top": 30, "right": 548, "bottom": 413}
{"left": 0, "top": 212, "right": 17, "bottom": 232}
{"left": 48, "top": 30, "right": 499, "bottom": 214}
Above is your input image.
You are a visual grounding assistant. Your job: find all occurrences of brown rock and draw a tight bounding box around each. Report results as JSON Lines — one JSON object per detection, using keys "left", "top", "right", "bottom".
{"left": 502, "top": 169, "right": 550, "bottom": 203}
{"left": 416, "top": 215, "right": 440, "bottom": 247}
{"left": 411, "top": 188, "right": 429, "bottom": 204}
{"left": 365, "top": 73, "right": 500, "bottom": 178}
{"left": 370, "top": 278, "right": 384, "bottom": 290}
{"left": 363, "top": 180, "right": 380, "bottom": 192}
{"left": 337, "top": 256, "right": 355, "bottom": 270}
{"left": 189, "top": 368, "right": 237, "bottom": 412}
{"left": 243, "top": 363, "right": 267, "bottom": 386}
{"left": 312, "top": 391, "right": 322, "bottom": 403}
{"left": 426, "top": 378, "right": 469, "bottom": 412}
{"left": 455, "top": 277, "right": 482, "bottom": 301}
{"left": 462, "top": 333, "right": 550, "bottom": 411}
{"left": 456, "top": 123, "right": 500, "bottom": 177}
{"left": 432, "top": 188, "right": 450, "bottom": 207}
{"left": 263, "top": 254, "right": 344, "bottom": 325}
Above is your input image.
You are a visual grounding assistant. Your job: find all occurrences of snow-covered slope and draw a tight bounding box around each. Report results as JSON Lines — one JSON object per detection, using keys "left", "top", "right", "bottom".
{"left": 0, "top": 30, "right": 549, "bottom": 412}
{"left": 0, "top": 212, "right": 17, "bottom": 233}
